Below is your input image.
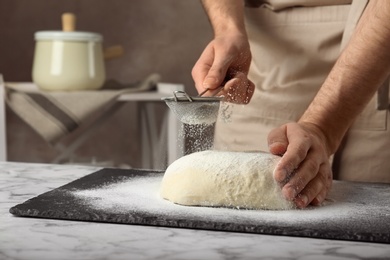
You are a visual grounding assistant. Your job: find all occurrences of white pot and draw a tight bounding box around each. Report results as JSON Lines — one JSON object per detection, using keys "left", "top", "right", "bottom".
{"left": 32, "top": 31, "right": 106, "bottom": 91}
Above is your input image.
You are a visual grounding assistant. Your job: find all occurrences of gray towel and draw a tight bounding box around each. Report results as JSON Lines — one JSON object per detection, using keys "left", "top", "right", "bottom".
{"left": 5, "top": 73, "right": 160, "bottom": 144}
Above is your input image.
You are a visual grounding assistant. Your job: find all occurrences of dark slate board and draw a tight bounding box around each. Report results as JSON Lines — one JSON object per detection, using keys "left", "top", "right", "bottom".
{"left": 9, "top": 168, "right": 390, "bottom": 244}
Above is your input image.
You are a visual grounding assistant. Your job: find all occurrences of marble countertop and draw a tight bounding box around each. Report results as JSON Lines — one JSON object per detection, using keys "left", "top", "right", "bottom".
{"left": 1, "top": 162, "right": 389, "bottom": 260}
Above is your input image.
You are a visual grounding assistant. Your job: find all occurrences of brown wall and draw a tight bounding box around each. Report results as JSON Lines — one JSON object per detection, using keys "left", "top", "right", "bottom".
{"left": 0, "top": 0, "right": 213, "bottom": 168}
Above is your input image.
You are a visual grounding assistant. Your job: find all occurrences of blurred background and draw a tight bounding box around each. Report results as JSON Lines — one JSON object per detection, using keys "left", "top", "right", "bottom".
{"left": 0, "top": 0, "right": 213, "bottom": 168}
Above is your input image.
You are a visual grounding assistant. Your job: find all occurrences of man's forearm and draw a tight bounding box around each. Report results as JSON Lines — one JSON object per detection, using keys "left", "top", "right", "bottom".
{"left": 201, "top": 0, "right": 247, "bottom": 37}
{"left": 299, "top": 0, "right": 390, "bottom": 155}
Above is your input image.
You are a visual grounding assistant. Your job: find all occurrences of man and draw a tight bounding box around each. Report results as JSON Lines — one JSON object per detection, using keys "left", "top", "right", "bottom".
{"left": 192, "top": 0, "right": 390, "bottom": 208}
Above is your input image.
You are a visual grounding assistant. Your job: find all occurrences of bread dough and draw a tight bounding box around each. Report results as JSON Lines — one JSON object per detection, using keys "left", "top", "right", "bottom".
{"left": 160, "top": 150, "right": 295, "bottom": 210}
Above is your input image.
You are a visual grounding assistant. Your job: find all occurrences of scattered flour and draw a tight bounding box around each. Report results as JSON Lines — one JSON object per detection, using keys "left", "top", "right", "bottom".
{"left": 218, "top": 101, "right": 233, "bottom": 123}
{"left": 180, "top": 124, "right": 214, "bottom": 154}
{"left": 69, "top": 174, "right": 378, "bottom": 230}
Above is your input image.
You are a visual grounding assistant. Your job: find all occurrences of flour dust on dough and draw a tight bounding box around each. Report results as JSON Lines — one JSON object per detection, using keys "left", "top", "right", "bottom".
{"left": 160, "top": 150, "right": 295, "bottom": 210}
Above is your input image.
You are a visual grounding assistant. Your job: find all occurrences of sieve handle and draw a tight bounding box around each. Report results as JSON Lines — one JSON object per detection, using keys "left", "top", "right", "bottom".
{"left": 198, "top": 88, "right": 210, "bottom": 97}
{"left": 173, "top": 91, "right": 193, "bottom": 102}
{"left": 198, "top": 86, "right": 224, "bottom": 97}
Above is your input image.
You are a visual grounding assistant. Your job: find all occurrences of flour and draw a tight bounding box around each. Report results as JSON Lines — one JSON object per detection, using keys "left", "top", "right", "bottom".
{"left": 179, "top": 101, "right": 233, "bottom": 125}
{"left": 71, "top": 176, "right": 220, "bottom": 216}
{"left": 167, "top": 100, "right": 220, "bottom": 126}
{"left": 70, "top": 174, "right": 372, "bottom": 229}
{"left": 218, "top": 101, "right": 233, "bottom": 123}
{"left": 180, "top": 103, "right": 219, "bottom": 125}
{"left": 180, "top": 124, "right": 215, "bottom": 154}
{"left": 178, "top": 102, "right": 235, "bottom": 154}
{"left": 67, "top": 154, "right": 390, "bottom": 243}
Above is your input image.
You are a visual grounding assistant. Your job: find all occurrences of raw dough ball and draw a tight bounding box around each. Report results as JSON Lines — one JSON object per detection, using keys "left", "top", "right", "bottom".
{"left": 160, "top": 150, "right": 295, "bottom": 210}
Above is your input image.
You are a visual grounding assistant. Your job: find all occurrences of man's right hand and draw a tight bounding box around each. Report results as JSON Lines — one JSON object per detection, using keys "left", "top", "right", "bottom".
{"left": 191, "top": 34, "right": 255, "bottom": 104}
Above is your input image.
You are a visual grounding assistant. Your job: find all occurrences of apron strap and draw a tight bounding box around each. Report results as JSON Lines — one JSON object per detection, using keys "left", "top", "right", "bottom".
{"left": 377, "top": 79, "right": 390, "bottom": 110}
{"left": 341, "top": 0, "right": 389, "bottom": 110}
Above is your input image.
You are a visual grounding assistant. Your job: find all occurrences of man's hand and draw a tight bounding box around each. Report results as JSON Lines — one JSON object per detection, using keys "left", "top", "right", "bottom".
{"left": 268, "top": 122, "right": 333, "bottom": 208}
{"left": 192, "top": 34, "right": 255, "bottom": 104}
{"left": 193, "top": 0, "right": 255, "bottom": 104}
{"left": 268, "top": 0, "right": 390, "bottom": 208}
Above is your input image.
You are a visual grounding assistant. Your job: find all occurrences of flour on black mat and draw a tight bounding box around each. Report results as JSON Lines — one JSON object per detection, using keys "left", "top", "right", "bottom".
{"left": 70, "top": 175, "right": 369, "bottom": 230}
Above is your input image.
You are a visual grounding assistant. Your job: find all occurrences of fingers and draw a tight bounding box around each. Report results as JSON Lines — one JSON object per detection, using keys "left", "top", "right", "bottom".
{"left": 191, "top": 39, "right": 254, "bottom": 103}
{"left": 219, "top": 71, "right": 255, "bottom": 104}
{"left": 203, "top": 55, "right": 231, "bottom": 90}
{"left": 192, "top": 44, "right": 217, "bottom": 93}
{"left": 281, "top": 157, "right": 332, "bottom": 208}
{"left": 268, "top": 125, "right": 288, "bottom": 156}
{"left": 281, "top": 152, "right": 323, "bottom": 207}
{"left": 293, "top": 163, "right": 332, "bottom": 208}
{"left": 269, "top": 123, "right": 332, "bottom": 209}
{"left": 272, "top": 124, "right": 311, "bottom": 184}
{"left": 192, "top": 42, "right": 230, "bottom": 94}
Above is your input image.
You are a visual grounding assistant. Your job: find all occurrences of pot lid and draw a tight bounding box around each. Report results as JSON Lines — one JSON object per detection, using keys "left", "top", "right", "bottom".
{"left": 35, "top": 31, "right": 103, "bottom": 42}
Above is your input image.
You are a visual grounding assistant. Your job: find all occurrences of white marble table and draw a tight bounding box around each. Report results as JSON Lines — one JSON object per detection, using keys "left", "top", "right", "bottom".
{"left": 1, "top": 162, "right": 389, "bottom": 260}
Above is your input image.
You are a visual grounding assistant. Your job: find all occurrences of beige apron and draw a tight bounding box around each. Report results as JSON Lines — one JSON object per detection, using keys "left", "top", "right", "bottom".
{"left": 214, "top": 0, "right": 390, "bottom": 182}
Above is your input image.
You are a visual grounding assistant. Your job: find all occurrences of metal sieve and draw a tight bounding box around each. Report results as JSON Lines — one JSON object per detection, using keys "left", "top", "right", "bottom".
{"left": 162, "top": 90, "right": 223, "bottom": 125}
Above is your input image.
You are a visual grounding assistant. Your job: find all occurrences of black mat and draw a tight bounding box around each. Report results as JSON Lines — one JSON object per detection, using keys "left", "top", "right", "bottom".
{"left": 9, "top": 168, "right": 390, "bottom": 244}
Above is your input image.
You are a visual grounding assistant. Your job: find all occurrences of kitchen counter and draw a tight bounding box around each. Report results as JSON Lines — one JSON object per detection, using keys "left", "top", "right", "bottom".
{"left": 1, "top": 162, "right": 389, "bottom": 260}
